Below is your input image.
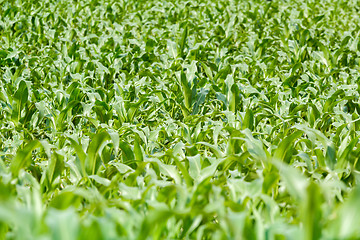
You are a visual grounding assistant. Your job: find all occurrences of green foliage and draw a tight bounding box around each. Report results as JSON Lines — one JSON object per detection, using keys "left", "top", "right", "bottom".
{"left": 1, "top": 0, "right": 360, "bottom": 239}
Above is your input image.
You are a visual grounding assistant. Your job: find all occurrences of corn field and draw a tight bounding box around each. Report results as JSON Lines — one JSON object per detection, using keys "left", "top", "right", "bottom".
{"left": 1, "top": 0, "right": 360, "bottom": 239}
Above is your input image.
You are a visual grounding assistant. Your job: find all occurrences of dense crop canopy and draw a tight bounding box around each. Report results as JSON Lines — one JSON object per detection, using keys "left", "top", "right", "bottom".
{"left": 1, "top": 0, "right": 360, "bottom": 239}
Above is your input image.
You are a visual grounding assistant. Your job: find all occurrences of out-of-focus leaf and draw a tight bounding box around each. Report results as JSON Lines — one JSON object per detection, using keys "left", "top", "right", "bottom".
{"left": 301, "top": 181, "right": 322, "bottom": 240}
